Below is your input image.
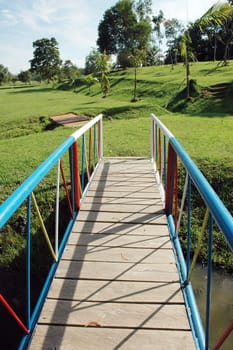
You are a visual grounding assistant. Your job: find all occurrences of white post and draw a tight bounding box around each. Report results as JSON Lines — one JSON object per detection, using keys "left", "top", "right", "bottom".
{"left": 150, "top": 114, "right": 154, "bottom": 162}
{"left": 55, "top": 159, "right": 60, "bottom": 259}
{"left": 99, "top": 117, "right": 103, "bottom": 159}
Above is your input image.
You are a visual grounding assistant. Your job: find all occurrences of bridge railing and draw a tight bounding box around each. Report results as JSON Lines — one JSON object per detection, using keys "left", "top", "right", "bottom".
{"left": 0, "top": 114, "right": 103, "bottom": 349}
{"left": 151, "top": 113, "right": 233, "bottom": 350}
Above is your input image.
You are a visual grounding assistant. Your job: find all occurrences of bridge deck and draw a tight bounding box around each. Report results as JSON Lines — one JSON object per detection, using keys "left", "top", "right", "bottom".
{"left": 29, "top": 158, "right": 195, "bottom": 349}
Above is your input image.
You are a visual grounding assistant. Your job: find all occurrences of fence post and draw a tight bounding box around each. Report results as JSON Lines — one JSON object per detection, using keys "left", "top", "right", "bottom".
{"left": 98, "top": 118, "right": 103, "bottom": 159}
{"left": 165, "top": 143, "right": 177, "bottom": 216}
{"left": 150, "top": 118, "right": 155, "bottom": 161}
{"left": 72, "top": 141, "right": 80, "bottom": 210}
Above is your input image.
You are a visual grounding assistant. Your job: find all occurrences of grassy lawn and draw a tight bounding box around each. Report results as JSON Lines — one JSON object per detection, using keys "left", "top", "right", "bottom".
{"left": 0, "top": 61, "right": 233, "bottom": 202}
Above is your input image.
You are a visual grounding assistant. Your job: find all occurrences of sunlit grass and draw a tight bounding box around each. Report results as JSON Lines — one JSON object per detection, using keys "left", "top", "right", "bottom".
{"left": 0, "top": 60, "right": 233, "bottom": 201}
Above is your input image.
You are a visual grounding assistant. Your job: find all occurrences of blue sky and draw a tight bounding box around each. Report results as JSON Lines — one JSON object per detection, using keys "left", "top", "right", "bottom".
{"left": 0, "top": 0, "right": 218, "bottom": 74}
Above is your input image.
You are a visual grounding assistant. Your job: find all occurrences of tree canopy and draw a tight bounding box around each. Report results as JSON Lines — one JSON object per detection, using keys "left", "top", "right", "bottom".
{"left": 97, "top": 0, "right": 153, "bottom": 67}
{"left": 30, "top": 37, "right": 62, "bottom": 81}
{"left": 0, "top": 64, "right": 11, "bottom": 85}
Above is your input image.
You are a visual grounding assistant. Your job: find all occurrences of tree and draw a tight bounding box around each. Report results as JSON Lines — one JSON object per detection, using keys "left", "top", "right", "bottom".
{"left": 144, "top": 45, "right": 160, "bottom": 66}
{"left": 18, "top": 70, "right": 31, "bottom": 84}
{"left": 180, "top": 31, "right": 192, "bottom": 99}
{"left": 100, "top": 51, "right": 111, "bottom": 97}
{"left": 179, "top": 1, "right": 232, "bottom": 99}
{"left": 85, "top": 49, "right": 102, "bottom": 75}
{"left": 97, "top": 0, "right": 137, "bottom": 55}
{"left": 0, "top": 64, "right": 10, "bottom": 85}
{"left": 97, "top": 0, "right": 152, "bottom": 67}
{"left": 30, "top": 37, "right": 62, "bottom": 82}
{"left": 164, "top": 18, "right": 183, "bottom": 66}
{"left": 134, "top": 0, "right": 152, "bottom": 21}
{"left": 152, "top": 10, "right": 165, "bottom": 50}
{"left": 60, "top": 60, "right": 80, "bottom": 81}
{"left": 84, "top": 74, "right": 97, "bottom": 94}
{"left": 196, "top": 2, "right": 233, "bottom": 65}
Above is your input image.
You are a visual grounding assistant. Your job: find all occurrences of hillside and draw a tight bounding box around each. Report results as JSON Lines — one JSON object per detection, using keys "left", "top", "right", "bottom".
{"left": 0, "top": 61, "right": 233, "bottom": 205}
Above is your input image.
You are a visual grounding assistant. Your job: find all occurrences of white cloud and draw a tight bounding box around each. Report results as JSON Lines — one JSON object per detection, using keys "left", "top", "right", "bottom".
{"left": 154, "top": 0, "right": 220, "bottom": 24}
{"left": 1, "top": 9, "right": 18, "bottom": 25}
{"left": 0, "top": 0, "right": 226, "bottom": 73}
{"left": 32, "top": 0, "right": 57, "bottom": 23}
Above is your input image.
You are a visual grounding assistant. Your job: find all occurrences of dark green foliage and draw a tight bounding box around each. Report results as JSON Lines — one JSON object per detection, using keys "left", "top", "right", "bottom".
{"left": 18, "top": 70, "right": 31, "bottom": 84}
{"left": 30, "top": 37, "right": 62, "bottom": 81}
{"left": 0, "top": 64, "right": 11, "bottom": 84}
{"left": 97, "top": 0, "right": 152, "bottom": 68}
{"left": 97, "top": 0, "right": 137, "bottom": 54}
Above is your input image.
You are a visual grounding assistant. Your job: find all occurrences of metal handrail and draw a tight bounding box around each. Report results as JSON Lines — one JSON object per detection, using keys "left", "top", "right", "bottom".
{"left": 151, "top": 113, "right": 233, "bottom": 350}
{"left": 0, "top": 114, "right": 103, "bottom": 349}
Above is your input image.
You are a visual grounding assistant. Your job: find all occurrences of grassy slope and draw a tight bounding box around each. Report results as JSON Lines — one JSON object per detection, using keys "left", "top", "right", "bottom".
{"left": 0, "top": 61, "right": 233, "bottom": 201}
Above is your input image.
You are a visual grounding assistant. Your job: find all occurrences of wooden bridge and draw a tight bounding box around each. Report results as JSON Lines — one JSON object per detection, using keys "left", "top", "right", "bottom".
{"left": 1, "top": 114, "right": 232, "bottom": 349}
{"left": 29, "top": 158, "right": 195, "bottom": 349}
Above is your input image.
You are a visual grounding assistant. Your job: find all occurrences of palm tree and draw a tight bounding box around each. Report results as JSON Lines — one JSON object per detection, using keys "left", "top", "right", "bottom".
{"left": 152, "top": 10, "right": 164, "bottom": 53}
{"left": 181, "top": 1, "right": 232, "bottom": 99}
{"left": 196, "top": 1, "right": 233, "bottom": 65}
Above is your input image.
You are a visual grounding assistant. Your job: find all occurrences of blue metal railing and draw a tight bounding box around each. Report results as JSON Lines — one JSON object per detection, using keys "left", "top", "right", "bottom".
{"left": 151, "top": 113, "right": 233, "bottom": 350}
{"left": 0, "top": 114, "right": 103, "bottom": 349}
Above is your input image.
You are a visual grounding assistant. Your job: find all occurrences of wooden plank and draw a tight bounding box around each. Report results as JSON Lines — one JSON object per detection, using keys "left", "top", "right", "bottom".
{"left": 85, "top": 190, "right": 162, "bottom": 199}
{"left": 62, "top": 245, "right": 174, "bottom": 264}
{"left": 87, "top": 185, "right": 160, "bottom": 194}
{"left": 80, "top": 202, "right": 164, "bottom": 214}
{"left": 92, "top": 175, "right": 156, "bottom": 182}
{"left": 30, "top": 326, "right": 194, "bottom": 350}
{"left": 71, "top": 221, "right": 170, "bottom": 236}
{"left": 47, "top": 279, "right": 184, "bottom": 304}
{"left": 38, "top": 299, "right": 191, "bottom": 330}
{"left": 88, "top": 183, "right": 160, "bottom": 191}
{"left": 77, "top": 211, "right": 167, "bottom": 225}
{"left": 82, "top": 195, "right": 163, "bottom": 205}
{"left": 67, "top": 232, "right": 171, "bottom": 249}
{"left": 55, "top": 260, "right": 179, "bottom": 282}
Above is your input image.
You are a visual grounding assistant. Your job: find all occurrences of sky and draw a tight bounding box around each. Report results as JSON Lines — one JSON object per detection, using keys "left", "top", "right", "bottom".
{"left": 0, "top": 0, "right": 221, "bottom": 74}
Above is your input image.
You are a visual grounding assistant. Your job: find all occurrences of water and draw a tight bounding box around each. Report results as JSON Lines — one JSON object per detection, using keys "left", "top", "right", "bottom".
{"left": 191, "top": 265, "right": 233, "bottom": 349}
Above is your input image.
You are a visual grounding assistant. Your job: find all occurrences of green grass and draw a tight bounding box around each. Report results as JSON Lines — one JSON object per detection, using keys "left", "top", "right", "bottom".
{"left": 0, "top": 61, "right": 233, "bottom": 201}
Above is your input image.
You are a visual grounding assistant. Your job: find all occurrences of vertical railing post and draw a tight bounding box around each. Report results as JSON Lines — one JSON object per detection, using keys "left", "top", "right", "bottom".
{"left": 155, "top": 124, "right": 158, "bottom": 167}
{"left": 26, "top": 194, "right": 31, "bottom": 331}
{"left": 72, "top": 141, "right": 80, "bottom": 210}
{"left": 186, "top": 175, "right": 191, "bottom": 279}
{"left": 158, "top": 128, "right": 162, "bottom": 175}
{"left": 150, "top": 118, "right": 155, "bottom": 161}
{"left": 89, "top": 128, "right": 93, "bottom": 175}
{"left": 81, "top": 135, "right": 85, "bottom": 192}
{"left": 69, "top": 147, "right": 75, "bottom": 214}
{"left": 205, "top": 213, "right": 213, "bottom": 350}
{"left": 98, "top": 118, "right": 103, "bottom": 159}
{"left": 55, "top": 160, "right": 60, "bottom": 258}
{"left": 165, "top": 143, "right": 177, "bottom": 215}
{"left": 94, "top": 124, "right": 97, "bottom": 167}
{"left": 163, "top": 135, "right": 167, "bottom": 190}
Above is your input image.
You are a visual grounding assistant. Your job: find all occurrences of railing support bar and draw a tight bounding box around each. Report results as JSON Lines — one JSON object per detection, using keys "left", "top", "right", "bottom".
{"left": 205, "top": 214, "right": 213, "bottom": 350}
{"left": 26, "top": 194, "right": 31, "bottom": 330}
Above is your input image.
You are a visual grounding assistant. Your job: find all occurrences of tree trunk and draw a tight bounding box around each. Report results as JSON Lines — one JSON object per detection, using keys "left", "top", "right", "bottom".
{"left": 133, "top": 65, "right": 137, "bottom": 101}
{"left": 223, "top": 42, "right": 229, "bottom": 66}
{"left": 213, "top": 31, "right": 217, "bottom": 62}
{"left": 186, "top": 55, "right": 190, "bottom": 100}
